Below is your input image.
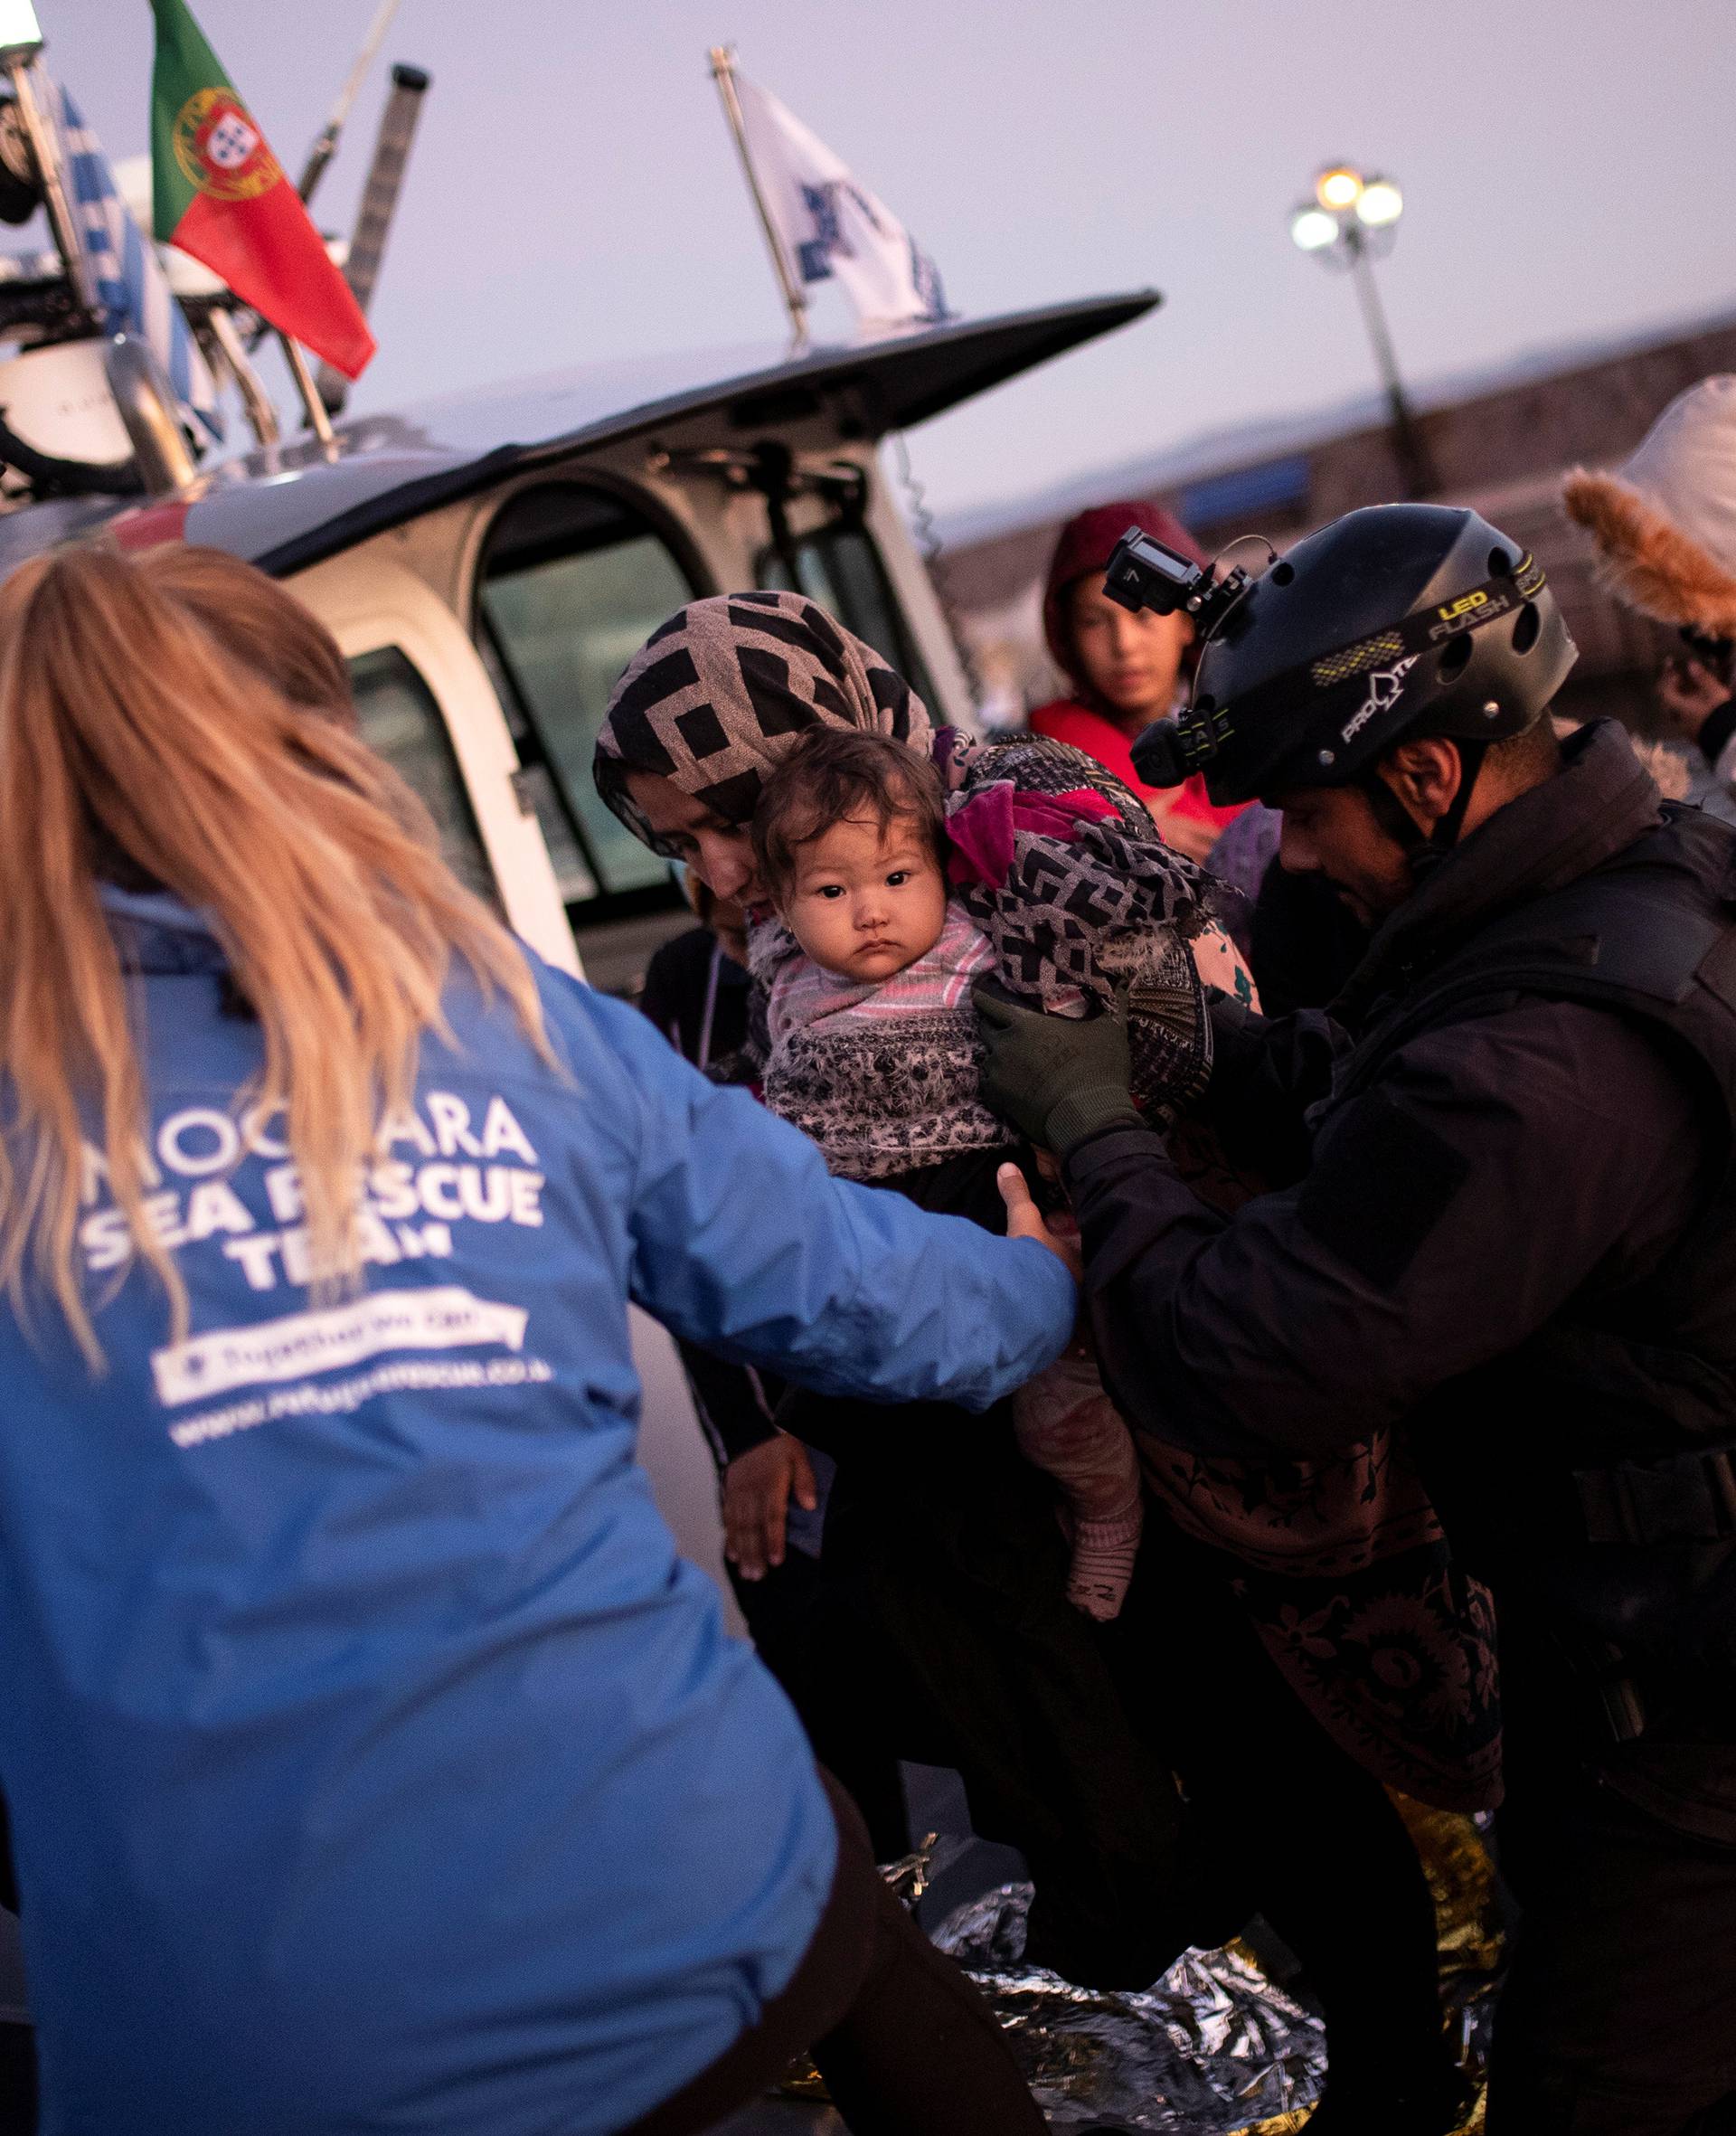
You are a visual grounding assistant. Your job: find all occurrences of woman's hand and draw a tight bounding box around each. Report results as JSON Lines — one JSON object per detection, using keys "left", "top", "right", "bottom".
{"left": 722, "top": 1432, "right": 818, "bottom": 1581}
{"left": 997, "top": 1162, "right": 1084, "bottom": 1286}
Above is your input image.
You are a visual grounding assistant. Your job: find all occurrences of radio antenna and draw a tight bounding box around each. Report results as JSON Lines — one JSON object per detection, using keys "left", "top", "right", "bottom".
{"left": 297, "top": 0, "right": 401, "bottom": 206}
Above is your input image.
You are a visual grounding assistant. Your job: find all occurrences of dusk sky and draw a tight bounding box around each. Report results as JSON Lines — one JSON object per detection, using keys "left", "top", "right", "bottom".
{"left": 42, "top": 0, "right": 1736, "bottom": 522}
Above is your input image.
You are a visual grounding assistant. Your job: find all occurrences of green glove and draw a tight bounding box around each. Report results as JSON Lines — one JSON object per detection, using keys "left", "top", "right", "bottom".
{"left": 973, "top": 982, "right": 1144, "bottom": 1158}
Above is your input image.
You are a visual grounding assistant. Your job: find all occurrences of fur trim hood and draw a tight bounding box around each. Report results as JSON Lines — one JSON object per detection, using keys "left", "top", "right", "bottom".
{"left": 1562, "top": 374, "right": 1736, "bottom": 636}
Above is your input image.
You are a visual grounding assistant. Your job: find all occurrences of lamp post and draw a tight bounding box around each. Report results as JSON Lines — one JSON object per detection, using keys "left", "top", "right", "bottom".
{"left": 1290, "top": 164, "right": 1438, "bottom": 499}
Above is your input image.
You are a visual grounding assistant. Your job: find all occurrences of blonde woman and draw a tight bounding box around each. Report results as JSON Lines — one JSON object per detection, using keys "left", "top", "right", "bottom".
{"left": 0, "top": 546, "right": 1071, "bottom": 2136}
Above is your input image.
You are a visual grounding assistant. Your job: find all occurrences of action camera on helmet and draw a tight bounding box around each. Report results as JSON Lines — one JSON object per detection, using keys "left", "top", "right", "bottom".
{"left": 1102, "top": 525, "right": 1254, "bottom": 638}
{"left": 1103, "top": 525, "right": 1259, "bottom": 788}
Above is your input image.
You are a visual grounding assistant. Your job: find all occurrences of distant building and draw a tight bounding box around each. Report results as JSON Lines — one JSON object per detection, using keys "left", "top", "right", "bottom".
{"left": 939, "top": 308, "right": 1736, "bottom": 728}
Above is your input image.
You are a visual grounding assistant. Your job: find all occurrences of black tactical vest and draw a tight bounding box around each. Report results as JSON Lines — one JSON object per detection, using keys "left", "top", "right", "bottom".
{"left": 1328, "top": 804, "right": 1736, "bottom": 1737}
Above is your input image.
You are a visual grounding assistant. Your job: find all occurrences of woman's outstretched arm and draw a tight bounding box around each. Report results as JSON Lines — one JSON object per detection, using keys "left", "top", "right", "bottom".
{"left": 571, "top": 984, "right": 1077, "bottom": 1413}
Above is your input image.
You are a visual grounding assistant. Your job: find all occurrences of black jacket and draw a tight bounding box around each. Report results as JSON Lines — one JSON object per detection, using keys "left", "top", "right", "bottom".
{"left": 1065, "top": 723, "right": 1736, "bottom": 1837}
{"left": 638, "top": 924, "right": 752, "bottom": 1079}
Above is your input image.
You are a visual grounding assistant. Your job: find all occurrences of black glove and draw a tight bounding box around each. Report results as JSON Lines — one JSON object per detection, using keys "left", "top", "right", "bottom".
{"left": 974, "top": 982, "right": 1145, "bottom": 1158}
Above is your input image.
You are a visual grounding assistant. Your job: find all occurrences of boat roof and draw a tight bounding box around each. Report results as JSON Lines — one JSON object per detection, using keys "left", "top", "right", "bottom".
{"left": 0, "top": 290, "right": 1157, "bottom": 580}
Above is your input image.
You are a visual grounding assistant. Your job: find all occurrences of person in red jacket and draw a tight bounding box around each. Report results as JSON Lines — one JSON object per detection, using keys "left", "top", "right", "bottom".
{"left": 1031, "top": 500, "right": 1248, "bottom": 862}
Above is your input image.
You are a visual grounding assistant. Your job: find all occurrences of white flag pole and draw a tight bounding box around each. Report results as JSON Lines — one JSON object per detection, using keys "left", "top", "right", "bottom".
{"left": 708, "top": 45, "right": 808, "bottom": 354}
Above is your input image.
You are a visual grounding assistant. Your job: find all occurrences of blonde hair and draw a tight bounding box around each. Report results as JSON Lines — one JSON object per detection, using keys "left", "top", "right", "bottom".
{"left": 0, "top": 543, "right": 551, "bottom": 1366}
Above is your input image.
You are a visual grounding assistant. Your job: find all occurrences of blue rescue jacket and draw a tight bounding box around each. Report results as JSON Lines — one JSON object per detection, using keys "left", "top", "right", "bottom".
{"left": 0, "top": 892, "right": 1072, "bottom": 2135}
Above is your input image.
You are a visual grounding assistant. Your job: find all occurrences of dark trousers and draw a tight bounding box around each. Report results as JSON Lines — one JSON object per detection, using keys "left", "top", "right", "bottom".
{"left": 1110, "top": 1539, "right": 1454, "bottom": 2099}
{"left": 621, "top": 1772, "right": 1044, "bottom": 2136}
{"left": 731, "top": 1545, "right": 915, "bottom": 1862}
{"left": 1489, "top": 1774, "right": 1736, "bottom": 2134}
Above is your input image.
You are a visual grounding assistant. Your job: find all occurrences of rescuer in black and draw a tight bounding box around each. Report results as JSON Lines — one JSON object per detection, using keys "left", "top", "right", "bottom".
{"left": 978, "top": 504, "right": 1736, "bottom": 2136}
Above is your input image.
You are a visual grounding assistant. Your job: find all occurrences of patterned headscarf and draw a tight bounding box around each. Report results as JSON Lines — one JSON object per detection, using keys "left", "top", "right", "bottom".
{"left": 596, "top": 589, "right": 1216, "bottom": 1111}
{"left": 593, "top": 590, "right": 930, "bottom": 852}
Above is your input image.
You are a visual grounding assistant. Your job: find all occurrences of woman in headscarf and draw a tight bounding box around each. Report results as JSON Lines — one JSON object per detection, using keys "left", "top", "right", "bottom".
{"left": 595, "top": 588, "right": 1246, "bottom": 1089}
{"left": 599, "top": 591, "right": 1217, "bottom": 1987}
{"left": 594, "top": 591, "right": 1483, "bottom": 2132}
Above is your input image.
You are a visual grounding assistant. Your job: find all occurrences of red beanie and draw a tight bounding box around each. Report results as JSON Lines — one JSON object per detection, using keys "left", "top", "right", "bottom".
{"left": 1041, "top": 500, "right": 1208, "bottom": 693}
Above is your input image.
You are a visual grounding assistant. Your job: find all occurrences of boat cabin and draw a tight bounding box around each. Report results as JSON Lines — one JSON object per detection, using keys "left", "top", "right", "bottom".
{"left": 4, "top": 293, "right": 1157, "bottom": 992}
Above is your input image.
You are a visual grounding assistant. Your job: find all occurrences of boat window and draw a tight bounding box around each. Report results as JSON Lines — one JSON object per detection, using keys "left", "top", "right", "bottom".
{"left": 757, "top": 519, "right": 937, "bottom": 708}
{"left": 478, "top": 485, "right": 703, "bottom": 916}
{"left": 346, "top": 645, "right": 501, "bottom": 914}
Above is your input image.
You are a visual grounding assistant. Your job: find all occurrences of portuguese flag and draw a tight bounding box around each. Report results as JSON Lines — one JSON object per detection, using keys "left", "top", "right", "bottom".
{"left": 150, "top": 0, "right": 375, "bottom": 380}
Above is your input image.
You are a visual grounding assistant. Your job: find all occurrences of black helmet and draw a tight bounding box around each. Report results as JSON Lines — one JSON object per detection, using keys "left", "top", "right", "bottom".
{"left": 1131, "top": 504, "right": 1577, "bottom": 809}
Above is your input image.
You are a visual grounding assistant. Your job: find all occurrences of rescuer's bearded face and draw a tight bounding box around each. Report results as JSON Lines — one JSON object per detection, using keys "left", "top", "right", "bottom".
{"left": 1271, "top": 736, "right": 1486, "bottom": 926}
{"left": 1271, "top": 779, "right": 1417, "bottom": 927}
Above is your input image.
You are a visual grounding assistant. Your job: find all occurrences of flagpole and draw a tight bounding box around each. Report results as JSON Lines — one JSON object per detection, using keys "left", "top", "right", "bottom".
{"left": 6, "top": 56, "right": 97, "bottom": 314}
{"left": 201, "top": 307, "right": 280, "bottom": 446}
{"left": 277, "top": 331, "right": 336, "bottom": 450}
{"left": 708, "top": 46, "right": 808, "bottom": 354}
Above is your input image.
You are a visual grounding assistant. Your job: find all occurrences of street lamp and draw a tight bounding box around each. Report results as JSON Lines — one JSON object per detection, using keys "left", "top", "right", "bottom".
{"left": 1288, "top": 163, "right": 1437, "bottom": 498}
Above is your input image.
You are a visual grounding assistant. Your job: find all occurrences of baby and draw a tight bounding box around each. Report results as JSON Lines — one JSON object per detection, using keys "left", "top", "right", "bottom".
{"left": 750, "top": 725, "right": 1144, "bottom": 1621}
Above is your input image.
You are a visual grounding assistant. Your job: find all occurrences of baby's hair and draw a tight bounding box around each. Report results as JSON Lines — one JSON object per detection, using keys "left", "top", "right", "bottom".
{"left": 753, "top": 727, "right": 947, "bottom": 901}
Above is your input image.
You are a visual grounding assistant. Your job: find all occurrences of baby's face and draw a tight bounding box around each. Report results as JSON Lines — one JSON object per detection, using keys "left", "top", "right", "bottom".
{"left": 779, "top": 811, "right": 949, "bottom": 983}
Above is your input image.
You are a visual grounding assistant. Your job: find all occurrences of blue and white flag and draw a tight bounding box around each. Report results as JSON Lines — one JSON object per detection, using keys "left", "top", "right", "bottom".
{"left": 49, "top": 78, "right": 222, "bottom": 445}
{"left": 735, "top": 73, "right": 948, "bottom": 332}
